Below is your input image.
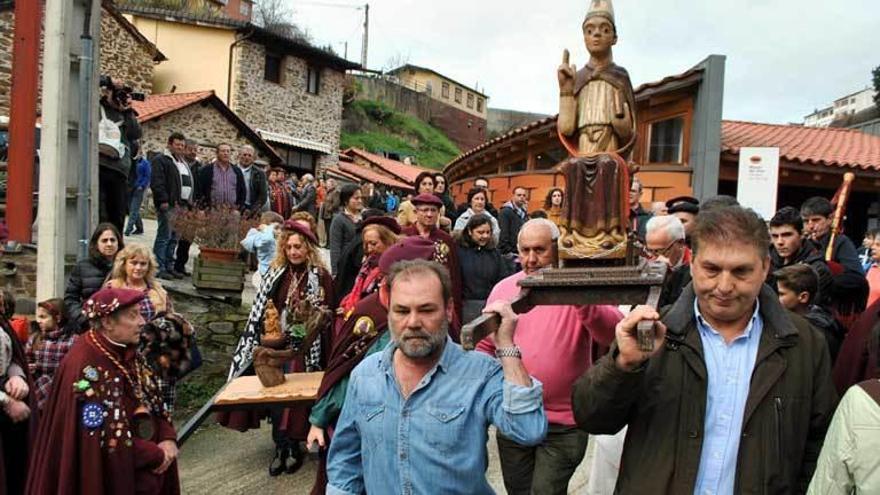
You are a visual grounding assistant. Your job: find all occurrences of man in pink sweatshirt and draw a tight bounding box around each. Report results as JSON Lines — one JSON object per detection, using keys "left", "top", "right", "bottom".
{"left": 477, "top": 218, "right": 623, "bottom": 494}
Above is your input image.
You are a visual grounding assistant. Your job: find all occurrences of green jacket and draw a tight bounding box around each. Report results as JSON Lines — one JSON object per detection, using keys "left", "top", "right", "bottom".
{"left": 572, "top": 284, "right": 838, "bottom": 494}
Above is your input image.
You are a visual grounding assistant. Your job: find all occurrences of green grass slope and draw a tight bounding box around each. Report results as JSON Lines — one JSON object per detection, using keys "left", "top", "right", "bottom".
{"left": 341, "top": 100, "right": 460, "bottom": 170}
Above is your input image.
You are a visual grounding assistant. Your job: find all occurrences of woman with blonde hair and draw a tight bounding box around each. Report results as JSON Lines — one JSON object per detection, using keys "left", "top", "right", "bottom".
{"left": 105, "top": 243, "right": 171, "bottom": 319}
{"left": 224, "top": 220, "right": 335, "bottom": 477}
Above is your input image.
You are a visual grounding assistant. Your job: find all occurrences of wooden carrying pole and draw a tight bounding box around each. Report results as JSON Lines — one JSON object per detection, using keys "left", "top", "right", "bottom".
{"left": 826, "top": 172, "right": 855, "bottom": 261}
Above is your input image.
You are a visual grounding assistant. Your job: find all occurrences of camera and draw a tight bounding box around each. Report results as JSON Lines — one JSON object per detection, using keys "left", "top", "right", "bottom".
{"left": 99, "top": 75, "right": 145, "bottom": 106}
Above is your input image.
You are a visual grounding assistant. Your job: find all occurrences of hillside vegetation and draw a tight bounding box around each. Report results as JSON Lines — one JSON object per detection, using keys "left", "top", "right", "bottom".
{"left": 341, "top": 100, "right": 460, "bottom": 170}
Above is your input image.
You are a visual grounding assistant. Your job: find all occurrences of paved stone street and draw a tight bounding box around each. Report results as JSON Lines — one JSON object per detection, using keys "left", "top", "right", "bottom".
{"left": 130, "top": 218, "right": 592, "bottom": 494}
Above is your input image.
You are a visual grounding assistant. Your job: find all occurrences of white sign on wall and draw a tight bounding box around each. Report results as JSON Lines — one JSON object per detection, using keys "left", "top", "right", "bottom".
{"left": 737, "top": 147, "right": 780, "bottom": 220}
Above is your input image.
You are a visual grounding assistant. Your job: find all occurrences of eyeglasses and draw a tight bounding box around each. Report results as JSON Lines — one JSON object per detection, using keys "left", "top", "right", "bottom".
{"left": 643, "top": 239, "right": 681, "bottom": 259}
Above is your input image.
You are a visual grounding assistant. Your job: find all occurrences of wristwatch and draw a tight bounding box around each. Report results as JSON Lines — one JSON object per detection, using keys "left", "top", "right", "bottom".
{"left": 495, "top": 346, "right": 522, "bottom": 359}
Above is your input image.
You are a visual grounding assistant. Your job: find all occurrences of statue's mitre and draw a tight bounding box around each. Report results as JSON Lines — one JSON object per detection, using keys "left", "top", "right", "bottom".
{"left": 584, "top": 0, "right": 616, "bottom": 26}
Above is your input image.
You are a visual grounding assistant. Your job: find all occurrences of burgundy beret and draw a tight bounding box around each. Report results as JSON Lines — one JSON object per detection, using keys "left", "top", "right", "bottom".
{"left": 283, "top": 219, "right": 318, "bottom": 245}
{"left": 378, "top": 236, "right": 437, "bottom": 274}
{"left": 411, "top": 193, "right": 443, "bottom": 207}
{"left": 362, "top": 215, "right": 402, "bottom": 235}
{"left": 83, "top": 288, "right": 145, "bottom": 319}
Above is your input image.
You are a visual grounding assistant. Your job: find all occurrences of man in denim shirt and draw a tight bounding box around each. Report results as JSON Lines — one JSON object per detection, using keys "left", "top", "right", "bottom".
{"left": 327, "top": 260, "right": 547, "bottom": 494}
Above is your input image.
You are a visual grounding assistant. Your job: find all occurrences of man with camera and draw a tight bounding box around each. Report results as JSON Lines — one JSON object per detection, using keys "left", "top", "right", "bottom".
{"left": 98, "top": 76, "right": 143, "bottom": 233}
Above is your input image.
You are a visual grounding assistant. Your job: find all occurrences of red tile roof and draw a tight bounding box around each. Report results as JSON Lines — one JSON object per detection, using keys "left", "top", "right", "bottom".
{"left": 337, "top": 162, "right": 412, "bottom": 190}
{"left": 721, "top": 120, "right": 880, "bottom": 170}
{"left": 342, "top": 148, "right": 433, "bottom": 184}
{"left": 131, "top": 91, "right": 215, "bottom": 122}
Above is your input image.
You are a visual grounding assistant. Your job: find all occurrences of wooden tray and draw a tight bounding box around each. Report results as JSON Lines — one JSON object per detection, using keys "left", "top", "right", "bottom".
{"left": 212, "top": 372, "right": 324, "bottom": 410}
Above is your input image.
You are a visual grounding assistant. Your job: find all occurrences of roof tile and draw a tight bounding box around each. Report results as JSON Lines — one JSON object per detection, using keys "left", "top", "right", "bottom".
{"left": 721, "top": 120, "right": 880, "bottom": 170}
{"left": 342, "top": 148, "right": 433, "bottom": 183}
{"left": 131, "top": 91, "right": 214, "bottom": 122}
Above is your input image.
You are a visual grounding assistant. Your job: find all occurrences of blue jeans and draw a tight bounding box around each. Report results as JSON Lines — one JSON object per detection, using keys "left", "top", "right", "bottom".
{"left": 124, "top": 187, "right": 145, "bottom": 234}
{"left": 153, "top": 208, "right": 178, "bottom": 272}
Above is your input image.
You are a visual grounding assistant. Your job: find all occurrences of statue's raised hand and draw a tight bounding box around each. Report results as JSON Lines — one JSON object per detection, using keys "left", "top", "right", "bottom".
{"left": 558, "top": 49, "right": 576, "bottom": 95}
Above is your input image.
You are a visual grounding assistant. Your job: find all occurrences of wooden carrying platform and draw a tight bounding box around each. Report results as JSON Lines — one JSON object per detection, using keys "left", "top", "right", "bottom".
{"left": 192, "top": 256, "right": 246, "bottom": 291}
{"left": 212, "top": 371, "right": 324, "bottom": 410}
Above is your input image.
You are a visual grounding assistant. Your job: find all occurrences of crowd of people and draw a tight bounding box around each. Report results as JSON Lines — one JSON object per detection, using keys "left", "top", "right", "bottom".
{"left": 3, "top": 156, "right": 880, "bottom": 494}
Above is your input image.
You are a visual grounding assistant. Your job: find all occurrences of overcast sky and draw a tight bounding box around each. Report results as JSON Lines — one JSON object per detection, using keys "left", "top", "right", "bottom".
{"left": 287, "top": 0, "right": 879, "bottom": 124}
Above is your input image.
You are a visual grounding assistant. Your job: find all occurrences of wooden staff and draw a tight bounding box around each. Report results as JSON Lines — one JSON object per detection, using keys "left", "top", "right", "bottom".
{"left": 826, "top": 172, "right": 855, "bottom": 261}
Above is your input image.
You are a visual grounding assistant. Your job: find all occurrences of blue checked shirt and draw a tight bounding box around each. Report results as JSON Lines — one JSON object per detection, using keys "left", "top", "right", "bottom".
{"left": 693, "top": 299, "right": 763, "bottom": 495}
{"left": 327, "top": 338, "right": 547, "bottom": 495}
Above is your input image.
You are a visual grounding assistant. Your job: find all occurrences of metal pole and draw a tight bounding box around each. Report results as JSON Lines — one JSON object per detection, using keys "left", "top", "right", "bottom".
{"left": 77, "top": 0, "right": 94, "bottom": 260}
{"left": 360, "top": 3, "right": 368, "bottom": 69}
{"left": 5, "top": 0, "right": 42, "bottom": 243}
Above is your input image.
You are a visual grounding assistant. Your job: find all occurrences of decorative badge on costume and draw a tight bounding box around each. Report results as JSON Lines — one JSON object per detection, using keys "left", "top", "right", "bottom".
{"left": 353, "top": 316, "right": 376, "bottom": 337}
{"left": 82, "top": 402, "right": 105, "bottom": 429}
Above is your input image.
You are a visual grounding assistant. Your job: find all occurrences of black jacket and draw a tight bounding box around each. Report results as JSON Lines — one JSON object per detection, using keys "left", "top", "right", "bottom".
{"left": 812, "top": 233, "right": 862, "bottom": 274}
{"left": 457, "top": 244, "right": 512, "bottom": 300}
{"left": 150, "top": 152, "right": 183, "bottom": 208}
{"left": 194, "top": 163, "right": 246, "bottom": 209}
{"left": 98, "top": 101, "right": 142, "bottom": 179}
{"left": 769, "top": 242, "right": 834, "bottom": 307}
{"left": 63, "top": 256, "right": 113, "bottom": 332}
{"left": 498, "top": 202, "right": 526, "bottom": 255}
{"left": 241, "top": 165, "right": 268, "bottom": 213}
{"left": 294, "top": 184, "right": 318, "bottom": 218}
{"left": 573, "top": 284, "right": 837, "bottom": 494}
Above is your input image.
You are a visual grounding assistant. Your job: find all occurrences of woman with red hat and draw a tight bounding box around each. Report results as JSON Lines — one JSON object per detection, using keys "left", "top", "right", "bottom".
{"left": 335, "top": 216, "right": 400, "bottom": 330}
{"left": 223, "top": 220, "right": 335, "bottom": 477}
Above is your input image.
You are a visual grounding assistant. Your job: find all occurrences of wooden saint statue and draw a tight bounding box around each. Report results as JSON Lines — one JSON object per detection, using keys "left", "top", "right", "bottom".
{"left": 556, "top": 0, "right": 637, "bottom": 261}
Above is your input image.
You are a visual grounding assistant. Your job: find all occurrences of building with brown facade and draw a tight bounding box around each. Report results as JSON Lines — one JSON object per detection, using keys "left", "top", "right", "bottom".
{"left": 444, "top": 55, "right": 726, "bottom": 211}
{"left": 444, "top": 54, "right": 880, "bottom": 239}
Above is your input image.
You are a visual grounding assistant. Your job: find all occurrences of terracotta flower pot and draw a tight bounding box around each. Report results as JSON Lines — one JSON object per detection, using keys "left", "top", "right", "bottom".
{"left": 198, "top": 247, "right": 239, "bottom": 262}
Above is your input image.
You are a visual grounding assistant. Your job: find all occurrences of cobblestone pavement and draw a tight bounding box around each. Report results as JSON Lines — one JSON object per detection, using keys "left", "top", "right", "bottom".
{"left": 133, "top": 219, "right": 593, "bottom": 494}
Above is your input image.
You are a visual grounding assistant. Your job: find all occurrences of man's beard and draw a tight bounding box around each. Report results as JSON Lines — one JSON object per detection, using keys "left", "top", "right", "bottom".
{"left": 391, "top": 319, "right": 449, "bottom": 359}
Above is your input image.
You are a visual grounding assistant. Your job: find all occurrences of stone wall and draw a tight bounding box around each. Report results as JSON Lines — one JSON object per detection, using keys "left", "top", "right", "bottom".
{"left": 355, "top": 75, "right": 433, "bottom": 123}
{"left": 0, "top": 6, "right": 155, "bottom": 118}
{"left": 428, "top": 99, "right": 487, "bottom": 153}
{"left": 1, "top": 247, "right": 37, "bottom": 302}
{"left": 0, "top": 9, "right": 14, "bottom": 118}
{"left": 99, "top": 10, "right": 155, "bottom": 94}
{"left": 139, "top": 101, "right": 274, "bottom": 164}
{"left": 231, "top": 41, "right": 345, "bottom": 171}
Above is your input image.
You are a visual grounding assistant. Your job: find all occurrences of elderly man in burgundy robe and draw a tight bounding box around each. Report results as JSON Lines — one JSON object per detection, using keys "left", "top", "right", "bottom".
{"left": 27, "top": 288, "right": 180, "bottom": 494}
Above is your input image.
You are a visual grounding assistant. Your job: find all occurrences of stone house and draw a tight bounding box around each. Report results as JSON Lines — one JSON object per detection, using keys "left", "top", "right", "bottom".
{"left": 0, "top": 0, "right": 165, "bottom": 118}
{"left": 130, "top": 90, "right": 281, "bottom": 164}
{"left": 119, "top": 5, "right": 360, "bottom": 175}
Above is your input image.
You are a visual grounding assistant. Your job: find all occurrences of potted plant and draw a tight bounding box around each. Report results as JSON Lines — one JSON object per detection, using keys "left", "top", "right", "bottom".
{"left": 172, "top": 206, "right": 259, "bottom": 262}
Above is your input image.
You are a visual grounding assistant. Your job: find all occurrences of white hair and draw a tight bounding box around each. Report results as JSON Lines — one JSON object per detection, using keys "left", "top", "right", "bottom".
{"left": 302, "top": 173, "right": 315, "bottom": 182}
{"left": 517, "top": 218, "right": 560, "bottom": 245}
{"left": 646, "top": 215, "right": 685, "bottom": 241}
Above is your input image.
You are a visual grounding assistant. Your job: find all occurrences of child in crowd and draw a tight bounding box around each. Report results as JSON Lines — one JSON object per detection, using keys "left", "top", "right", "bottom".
{"left": 775, "top": 264, "right": 844, "bottom": 362}
{"left": 25, "top": 298, "right": 77, "bottom": 410}
{"left": 241, "top": 211, "right": 284, "bottom": 289}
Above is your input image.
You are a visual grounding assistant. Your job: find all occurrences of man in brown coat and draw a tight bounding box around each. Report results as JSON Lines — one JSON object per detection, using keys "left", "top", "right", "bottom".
{"left": 572, "top": 205, "right": 837, "bottom": 494}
